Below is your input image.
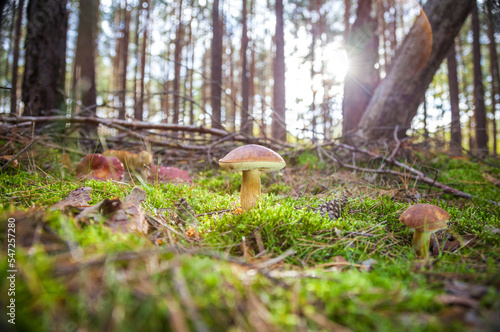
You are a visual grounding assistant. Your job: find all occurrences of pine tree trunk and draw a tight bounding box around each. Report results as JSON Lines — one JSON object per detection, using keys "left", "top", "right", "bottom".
{"left": 486, "top": 0, "right": 499, "bottom": 156}
{"left": 136, "top": 0, "right": 149, "bottom": 121}
{"left": 357, "top": 0, "right": 473, "bottom": 142}
{"left": 173, "top": 0, "right": 183, "bottom": 125}
{"left": 72, "top": 0, "right": 98, "bottom": 126}
{"left": 342, "top": 0, "right": 379, "bottom": 138}
{"left": 10, "top": 0, "right": 25, "bottom": 115}
{"left": 447, "top": 42, "right": 462, "bottom": 155}
{"left": 118, "top": 5, "right": 131, "bottom": 120}
{"left": 211, "top": 0, "right": 223, "bottom": 129}
{"left": 132, "top": 3, "right": 141, "bottom": 120}
{"left": 471, "top": 0, "right": 488, "bottom": 155}
{"left": 272, "top": 0, "right": 286, "bottom": 141}
{"left": 241, "top": 0, "right": 251, "bottom": 136}
{"left": 22, "top": 0, "right": 68, "bottom": 117}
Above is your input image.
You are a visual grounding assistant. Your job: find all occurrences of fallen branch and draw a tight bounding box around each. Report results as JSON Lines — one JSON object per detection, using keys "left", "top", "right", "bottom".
{"left": 317, "top": 142, "right": 482, "bottom": 201}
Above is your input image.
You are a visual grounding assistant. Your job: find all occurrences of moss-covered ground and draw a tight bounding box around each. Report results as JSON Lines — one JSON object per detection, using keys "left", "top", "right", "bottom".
{"left": 0, "top": 144, "right": 499, "bottom": 331}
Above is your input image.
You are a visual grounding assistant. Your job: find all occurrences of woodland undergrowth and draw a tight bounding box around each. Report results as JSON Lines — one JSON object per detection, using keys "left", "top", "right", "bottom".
{"left": 0, "top": 133, "right": 499, "bottom": 332}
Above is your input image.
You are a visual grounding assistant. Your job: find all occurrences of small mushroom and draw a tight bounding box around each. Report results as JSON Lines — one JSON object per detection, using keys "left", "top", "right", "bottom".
{"left": 219, "top": 144, "right": 286, "bottom": 211}
{"left": 76, "top": 154, "right": 125, "bottom": 181}
{"left": 399, "top": 203, "right": 450, "bottom": 259}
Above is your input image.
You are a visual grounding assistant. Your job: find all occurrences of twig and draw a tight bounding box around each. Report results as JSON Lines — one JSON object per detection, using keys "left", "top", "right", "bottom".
{"left": 1, "top": 138, "right": 37, "bottom": 171}
{"left": 254, "top": 249, "right": 297, "bottom": 269}
{"left": 328, "top": 142, "right": 479, "bottom": 200}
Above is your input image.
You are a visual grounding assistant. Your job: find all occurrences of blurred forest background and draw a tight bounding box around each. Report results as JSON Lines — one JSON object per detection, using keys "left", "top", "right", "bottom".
{"left": 0, "top": 0, "right": 499, "bottom": 155}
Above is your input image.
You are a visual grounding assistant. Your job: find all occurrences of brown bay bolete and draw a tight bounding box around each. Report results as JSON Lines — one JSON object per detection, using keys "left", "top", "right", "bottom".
{"left": 219, "top": 145, "right": 286, "bottom": 211}
{"left": 399, "top": 203, "right": 450, "bottom": 259}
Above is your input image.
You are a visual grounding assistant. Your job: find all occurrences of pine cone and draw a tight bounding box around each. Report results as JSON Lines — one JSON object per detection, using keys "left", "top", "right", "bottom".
{"left": 316, "top": 195, "right": 348, "bottom": 220}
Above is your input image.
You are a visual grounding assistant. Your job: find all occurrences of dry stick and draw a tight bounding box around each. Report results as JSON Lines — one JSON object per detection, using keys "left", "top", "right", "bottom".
{"left": 0, "top": 115, "right": 236, "bottom": 138}
{"left": 1, "top": 138, "right": 36, "bottom": 170}
{"left": 327, "top": 143, "right": 478, "bottom": 200}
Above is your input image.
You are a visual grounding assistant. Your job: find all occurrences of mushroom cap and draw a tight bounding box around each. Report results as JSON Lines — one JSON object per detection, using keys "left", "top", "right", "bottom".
{"left": 399, "top": 203, "right": 450, "bottom": 232}
{"left": 219, "top": 144, "right": 286, "bottom": 172}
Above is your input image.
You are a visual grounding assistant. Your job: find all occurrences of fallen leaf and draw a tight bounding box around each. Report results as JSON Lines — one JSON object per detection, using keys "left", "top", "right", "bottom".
{"left": 109, "top": 187, "right": 148, "bottom": 234}
{"left": 61, "top": 153, "right": 72, "bottom": 169}
{"left": 51, "top": 187, "right": 92, "bottom": 211}
{"left": 0, "top": 155, "right": 19, "bottom": 168}
{"left": 436, "top": 294, "right": 479, "bottom": 309}
{"left": 360, "top": 258, "right": 377, "bottom": 271}
{"left": 444, "top": 280, "right": 489, "bottom": 300}
{"left": 75, "top": 154, "right": 124, "bottom": 181}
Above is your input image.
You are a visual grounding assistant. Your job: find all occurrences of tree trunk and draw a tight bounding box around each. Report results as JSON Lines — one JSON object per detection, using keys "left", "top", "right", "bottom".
{"left": 72, "top": 0, "right": 99, "bottom": 127}
{"left": 22, "top": 0, "right": 68, "bottom": 117}
{"left": 447, "top": 42, "right": 462, "bottom": 155}
{"left": 138, "top": 0, "right": 149, "bottom": 121}
{"left": 10, "top": 0, "right": 25, "bottom": 115}
{"left": 241, "top": 0, "right": 251, "bottom": 136}
{"left": 173, "top": 0, "right": 183, "bottom": 125}
{"left": 486, "top": 0, "right": 499, "bottom": 156}
{"left": 342, "top": 0, "right": 379, "bottom": 137}
{"left": 344, "top": 0, "right": 350, "bottom": 41}
{"left": 132, "top": 2, "right": 140, "bottom": 120}
{"left": 471, "top": 0, "right": 488, "bottom": 155}
{"left": 357, "top": 0, "right": 473, "bottom": 142}
{"left": 211, "top": 0, "right": 223, "bottom": 129}
{"left": 272, "top": 0, "right": 286, "bottom": 142}
{"left": 118, "top": 5, "right": 131, "bottom": 120}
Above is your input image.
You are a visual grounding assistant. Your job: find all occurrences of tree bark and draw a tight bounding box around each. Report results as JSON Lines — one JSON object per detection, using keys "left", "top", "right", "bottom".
{"left": 118, "top": 5, "right": 131, "bottom": 120}
{"left": 272, "top": 0, "right": 286, "bottom": 142}
{"left": 342, "top": 0, "right": 379, "bottom": 138}
{"left": 486, "top": 0, "right": 499, "bottom": 156}
{"left": 356, "top": 0, "right": 473, "bottom": 142}
{"left": 471, "top": 0, "right": 488, "bottom": 155}
{"left": 71, "top": 0, "right": 99, "bottom": 127}
{"left": 447, "top": 42, "right": 462, "bottom": 155}
{"left": 211, "top": 0, "right": 223, "bottom": 129}
{"left": 10, "top": 0, "right": 24, "bottom": 115}
{"left": 173, "top": 0, "right": 183, "bottom": 125}
{"left": 241, "top": 0, "right": 251, "bottom": 136}
{"left": 22, "top": 0, "right": 68, "bottom": 117}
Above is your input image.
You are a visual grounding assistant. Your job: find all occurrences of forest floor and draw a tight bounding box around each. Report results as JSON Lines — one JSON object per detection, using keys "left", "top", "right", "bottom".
{"left": 0, "top": 134, "right": 499, "bottom": 331}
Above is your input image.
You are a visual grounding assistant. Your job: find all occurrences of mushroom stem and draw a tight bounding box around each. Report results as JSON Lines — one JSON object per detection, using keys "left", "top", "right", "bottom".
{"left": 240, "top": 169, "right": 261, "bottom": 211}
{"left": 412, "top": 230, "right": 431, "bottom": 259}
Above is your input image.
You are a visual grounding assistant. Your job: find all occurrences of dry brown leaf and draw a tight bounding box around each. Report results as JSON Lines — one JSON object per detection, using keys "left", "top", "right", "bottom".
{"left": 436, "top": 294, "right": 479, "bottom": 309}
{"left": 109, "top": 187, "right": 148, "bottom": 234}
{"left": 51, "top": 187, "right": 92, "bottom": 211}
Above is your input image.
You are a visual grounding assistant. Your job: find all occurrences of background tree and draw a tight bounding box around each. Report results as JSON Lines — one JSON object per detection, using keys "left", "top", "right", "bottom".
{"left": 118, "top": 4, "right": 131, "bottom": 120}
{"left": 471, "top": 0, "right": 488, "bottom": 155}
{"left": 356, "top": 0, "right": 474, "bottom": 141}
{"left": 10, "top": 0, "right": 24, "bottom": 115}
{"left": 22, "top": 0, "right": 68, "bottom": 117}
{"left": 240, "top": 0, "right": 251, "bottom": 136}
{"left": 211, "top": 0, "right": 223, "bottom": 129}
{"left": 342, "top": 0, "right": 379, "bottom": 138}
{"left": 71, "top": 0, "right": 99, "bottom": 124}
{"left": 447, "top": 42, "right": 462, "bottom": 155}
{"left": 272, "top": 0, "right": 286, "bottom": 142}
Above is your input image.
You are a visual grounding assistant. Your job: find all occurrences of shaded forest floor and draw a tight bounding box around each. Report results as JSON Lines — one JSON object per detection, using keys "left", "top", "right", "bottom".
{"left": 0, "top": 133, "right": 499, "bottom": 331}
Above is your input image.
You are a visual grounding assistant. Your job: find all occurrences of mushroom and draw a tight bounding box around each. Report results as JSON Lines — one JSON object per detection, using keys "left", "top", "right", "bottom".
{"left": 399, "top": 203, "right": 450, "bottom": 259}
{"left": 219, "top": 144, "right": 286, "bottom": 211}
